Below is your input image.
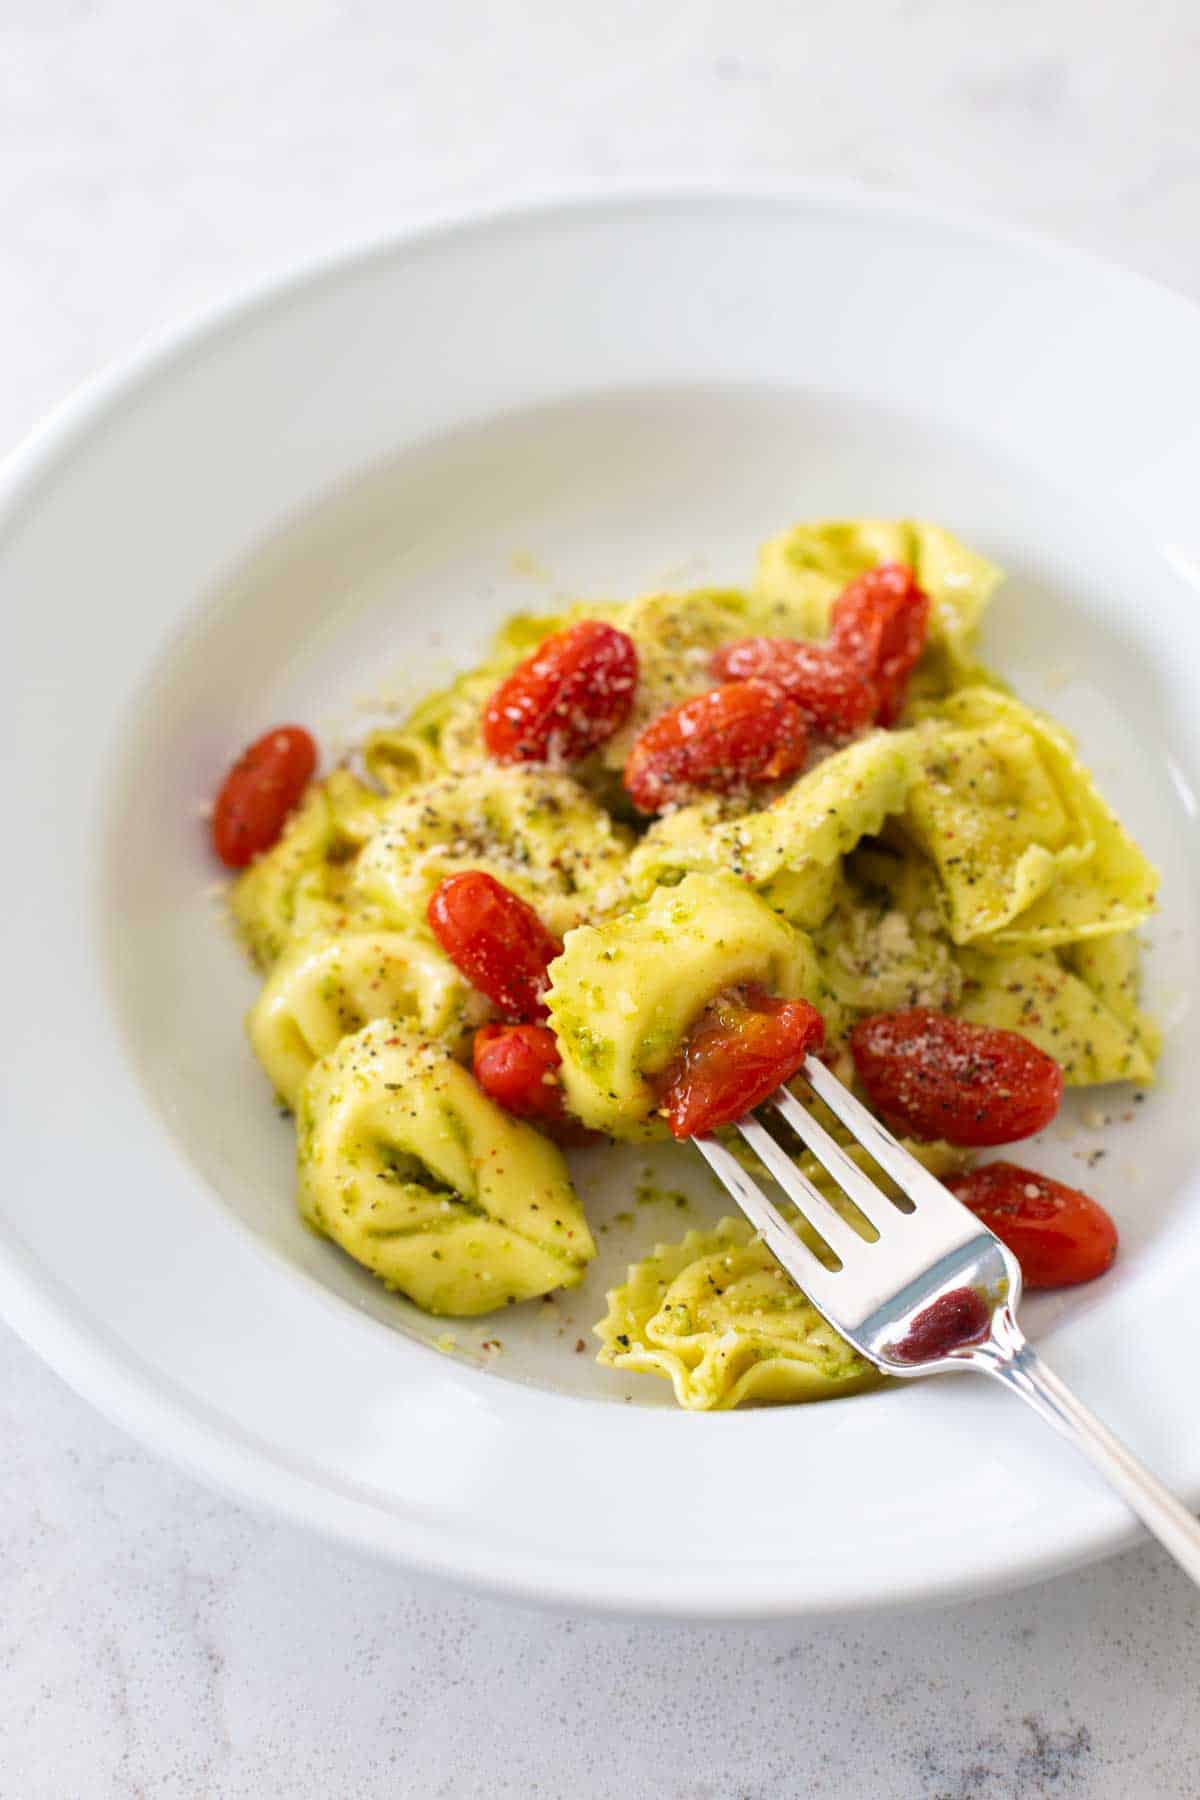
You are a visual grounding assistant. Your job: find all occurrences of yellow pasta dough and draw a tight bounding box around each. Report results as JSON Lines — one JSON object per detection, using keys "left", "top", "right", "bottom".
{"left": 753, "top": 517, "right": 1002, "bottom": 689}
{"left": 905, "top": 688, "right": 1158, "bottom": 947}
{"left": 297, "top": 1020, "right": 594, "bottom": 1313}
{"left": 627, "top": 731, "right": 913, "bottom": 924}
{"left": 361, "top": 726, "right": 444, "bottom": 795}
{"left": 955, "top": 945, "right": 1155, "bottom": 1086}
{"left": 1062, "top": 932, "right": 1161, "bottom": 1064}
{"left": 546, "top": 872, "right": 820, "bottom": 1139}
{"left": 248, "top": 929, "right": 488, "bottom": 1107}
{"left": 353, "top": 765, "right": 631, "bottom": 939}
{"left": 230, "top": 772, "right": 384, "bottom": 968}
{"left": 596, "top": 1219, "right": 879, "bottom": 1409}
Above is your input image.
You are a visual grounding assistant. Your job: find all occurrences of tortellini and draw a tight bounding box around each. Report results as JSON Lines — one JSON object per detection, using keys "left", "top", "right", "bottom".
{"left": 546, "top": 872, "right": 820, "bottom": 1139}
{"left": 802, "top": 829, "right": 1154, "bottom": 1084}
{"left": 248, "top": 929, "right": 489, "bottom": 1107}
{"left": 353, "top": 765, "right": 632, "bottom": 939}
{"left": 361, "top": 726, "right": 443, "bottom": 795}
{"left": 627, "top": 731, "right": 912, "bottom": 927}
{"left": 954, "top": 944, "right": 1155, "bottom": 1086}
{"left": 297, "top": 1020, "right": 595, "bottom": 1313}
{"left": 753, "top": 517, "right": 1002, "bottom": 690}
{"left": 905, "top": 689, "right": 1158, "bottom": 947}
{"left": 1062, "top": 932, "right": 1160, "bottom": 1063}
{"left": 596, "top": 1220, "right": 878, "bottom": 1409}
{"left": 599, "top": 1140, "right": 969, "bottom": 1408}
{"left": 230, "top": 772, "right": 384, "bottom": 968}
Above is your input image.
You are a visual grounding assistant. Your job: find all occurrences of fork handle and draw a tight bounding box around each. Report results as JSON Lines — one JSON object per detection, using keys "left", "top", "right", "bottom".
{"left": 985, "top": 1344, "right": 1200, "bottom": 1584}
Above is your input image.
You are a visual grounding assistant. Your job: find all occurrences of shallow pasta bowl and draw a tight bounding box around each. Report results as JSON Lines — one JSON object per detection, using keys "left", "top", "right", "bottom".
{"left": 2, "top": 188, "right": 1200, "bottom": 1619}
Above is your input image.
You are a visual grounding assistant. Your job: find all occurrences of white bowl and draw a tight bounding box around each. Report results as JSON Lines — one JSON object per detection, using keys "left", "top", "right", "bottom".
{"left": 3, "top": 189, "right": 1200, "bottom": 1618}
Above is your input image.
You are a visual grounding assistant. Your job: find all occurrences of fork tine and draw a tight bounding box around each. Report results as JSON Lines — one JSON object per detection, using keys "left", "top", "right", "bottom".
{"left": 798, "top": 1056, "right": 976, "bottom": 1222}
{"left": 691, "top": 1132, "right": 842, "bottom": 1311}
{"left": 735, "top": 1115, "right": 876, "bottom": 1264}
{"left": 769, "top": 1084, "right": 910, "bottom": 1234}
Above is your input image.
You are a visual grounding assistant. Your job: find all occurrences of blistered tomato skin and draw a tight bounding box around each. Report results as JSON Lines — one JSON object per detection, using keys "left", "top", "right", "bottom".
{"left": 473, "top": 1023, "right": 567, "bottom": 1122}
{"left": 472, "top": 1023, "right": 596, "bottom": 1144}
{"left": 945, "top": 1162, "right": 1118, "bottom": 1288}
{"left": 849, "top": 1008, "right": 1064, "bottom": 1146}
{"left": 211, "top": 726, "right": 317, "bottom": 869}
{"left": 482, "top": 620, "right": 639, "bottom": 764}
{"left": 830, "top": 562, "right": 930, "bottom": 726}
{"left": 427, "top": 872, "right": 562, "bottom": 1021}
{"left": 711, "top": 638, "right": 879, "bottom": 737}
{"left": 657, "top": 986, "right": 825, "bottom": 1139}
{"left": 623, "top": 679, "right": 809, "bottom": 814}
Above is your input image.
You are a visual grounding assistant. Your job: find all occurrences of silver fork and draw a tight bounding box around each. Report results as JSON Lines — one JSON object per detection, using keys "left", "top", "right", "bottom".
{"left": 695, "top": 1056, "right": 1200, "bottom": 1584}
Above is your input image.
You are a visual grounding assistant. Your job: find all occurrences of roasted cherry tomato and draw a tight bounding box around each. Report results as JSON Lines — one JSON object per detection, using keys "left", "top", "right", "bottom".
{"left": 710, "top": 637, "right": 878, "bottom": 737}
{"left": 427, "top": 872, "right": 561, "bottom": 1020}
{"left": 945, "top": 1162, "right": 1118, "bottom": 1288}
{"left": 482, "top": 620, "right": 639, "bottom": 764}
{"left": 473, "top": 1023, "right": 567, "bottom": 1122}
{"left": 211, "top": 725, "right": 317, "bottom": 869}
{"left": 472, "top": 1023, "right": 595, "bottom": 1144}
{"left": 849, "top": 1008, "right": 1064, "bottom": 1146}
{"left": 829, "top": 562, "right": 930, "bottom": 726}
{"left": 623, "top": 679, "right": 809, "bottom": 814}
{"left": 655, "top": 985, "right": 825, "bottom": 1139}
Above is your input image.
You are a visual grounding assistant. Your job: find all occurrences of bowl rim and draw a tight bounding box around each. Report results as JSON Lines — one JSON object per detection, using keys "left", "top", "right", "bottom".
{"left": 6, "top": 173, "right": 1198, "bottom": 523}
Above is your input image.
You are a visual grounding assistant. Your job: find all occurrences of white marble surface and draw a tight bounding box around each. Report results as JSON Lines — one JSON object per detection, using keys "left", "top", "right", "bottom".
{"left": 4, "top": 2, "right": 1200, "bottom": 1794}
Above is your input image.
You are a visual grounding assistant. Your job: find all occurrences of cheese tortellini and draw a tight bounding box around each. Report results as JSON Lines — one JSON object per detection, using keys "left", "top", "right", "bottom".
{"left": 905, "top": 688, "right": 1157, "bottom": 947}
{"left": 954, "top": 944, "right": 1156, "bottom": 1086}
{"left": 753, "top": 517, "right": 1002, "bottom": 691}
{"left": 298, "top": 1021, "right": 595, "bottom": 1313}
{"left": 248, "top": 929, "right": 489, "bottom": 1107}
{"left": 353, "top": 765, "right": 631, "bottom": 939}
{"left": 627, "top": 731, "right": 912, "bottom": 926}
{"left": 1062, "top": 931, "right": 1161, "bottom": 1060}
{"left": 231, "top": 772, "right": 383, "bottom": 968}
{"left": 596, "top": 1219, "right": 878, "bottom": 1409}
{"left": 546, "top": 872, "right": 821, "bottom": 1139}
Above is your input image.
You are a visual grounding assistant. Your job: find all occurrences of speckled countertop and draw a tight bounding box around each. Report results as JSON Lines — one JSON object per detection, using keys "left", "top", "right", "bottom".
{"left": 5, "top": 3, "right": 1200, "bottom": 1795}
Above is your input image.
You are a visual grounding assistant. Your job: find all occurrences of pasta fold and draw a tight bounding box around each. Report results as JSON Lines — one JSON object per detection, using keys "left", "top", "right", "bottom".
{"left": 298, "top": 1020, "right": 594, "bottom": 1313}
